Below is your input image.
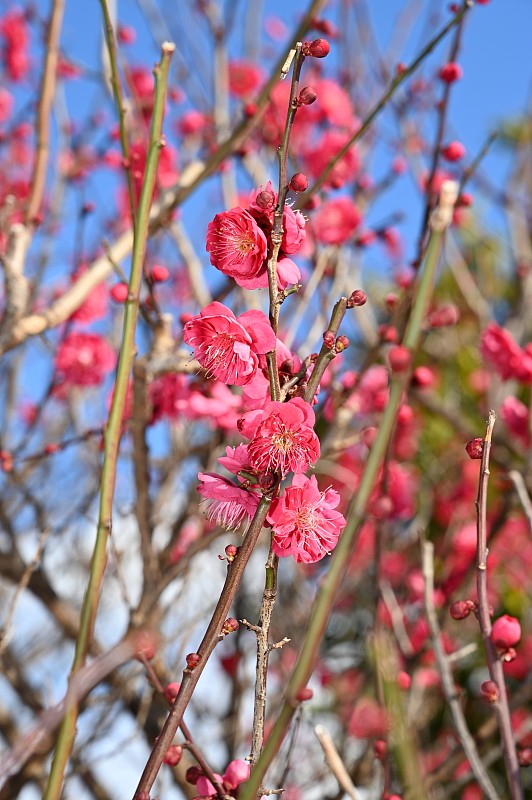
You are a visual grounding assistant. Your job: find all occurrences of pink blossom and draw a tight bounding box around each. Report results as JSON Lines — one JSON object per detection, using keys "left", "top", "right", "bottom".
{"left": 222, "top": 759, "right": 250, "bottom": 790}
{"left": 218, "top": 444, "right": 253, "bottom": 477}
{"left": 268, "top": 473, "right": 346, "bottom": 563}
{"left": 240, "top": 397, "right": 320, "bottom": 477}
{"left": 228, "top": 60, "right": 263, "bottom": 97}
{"left": 54, "top": 332, "right": 115, "bottom": 387}
{"left": 69, "top": 266, "right": 107, "bottom": 323}
{"left": 312, "top": 197, "right": 362, "bottom": 245}
{"left": 480, "top": 323, "right": 532, "bottom": 382}
{"left": 302, "top": 130, "right": 360, "bottom": 189}
{"left": 0, "top": 87, "right": 13, "bottom": 124}
{"left": 0, "top": 10, "right": 30, "bottom": 81}
{"left": 186, "top": 380, "right": 242, "bottom": 432}
{"left": 276, "top": 256, "right": 301, "bottom": 289}
{"left": 197, "top": 473, "right": 260, "bottom": 529}
{"left": 281, "top": 206, "right": 306, "bottom": 254}
{"left": 206, "top": 207, "right": 268, "bottom": 288}
{"left": 183, "top": 301, "right": 275, "bottom": 386}
{"left": 196, "top": 773, "right": 223, "bottom": 797}
{"left": 501, "top": 395, "right": 530, "bottom": 447}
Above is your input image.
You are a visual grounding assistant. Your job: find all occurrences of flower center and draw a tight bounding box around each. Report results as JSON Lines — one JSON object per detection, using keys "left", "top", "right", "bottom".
{"left": 235, "top": 232, "right": 255, "bottom": 254}
{"left": 271, "top": 431, "right": 295, "bottom": 453}
{"left": 201, "top": 333, "right": 234, "bottom": 371}
{"left": 295, "top": 507, "right": 317, "bottom": 534}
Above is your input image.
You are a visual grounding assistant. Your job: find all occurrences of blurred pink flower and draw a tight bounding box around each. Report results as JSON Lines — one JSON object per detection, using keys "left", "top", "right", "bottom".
{"left": 55, "top": 332, "right": 115, "bottom": 387}
{"left": 268, "top": 473, "right": 346, "bottom": 563}
{"left": 480, "top": 323, "right": 532, "bottom": 382}
{"left": 183, "top": 301, "right": 275, "bottom": 386}
{"left": 312, "top": 196, "right": 362, "bottom": 245}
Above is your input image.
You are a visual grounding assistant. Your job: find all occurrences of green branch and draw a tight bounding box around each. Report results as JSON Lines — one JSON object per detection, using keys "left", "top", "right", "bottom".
{"left": 42, "top": 42, "right": 174, "bottom": 800}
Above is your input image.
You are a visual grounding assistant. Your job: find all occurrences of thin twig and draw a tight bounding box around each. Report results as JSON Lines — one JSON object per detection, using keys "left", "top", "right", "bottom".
{"left": 475, "top": 411, "right": 524, "bottom": 800}
{"left": 314, "top": 725, "right": 361, "bottom": 800}
{"left": 422, "top": 540, "right": 499, "bottom": 800}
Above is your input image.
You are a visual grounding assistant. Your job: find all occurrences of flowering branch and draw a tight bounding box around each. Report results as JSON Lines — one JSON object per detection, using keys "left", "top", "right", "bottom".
{"left": 475, "top": 411, "right": 524, "bottom": 800}
{"left": 422, "top": 539, "right": 499, "bottom": 800}
{"left": 133, "top": 496, "right": 271, "bottom": 798}
{"left": 240, "top": 182, "right": 459, "bottom": 800}
{"left": 43, "top": 42, "right": 175, "bottom": 800}
{"left": 296, "top": 3, "right": 472, "bottom": 207}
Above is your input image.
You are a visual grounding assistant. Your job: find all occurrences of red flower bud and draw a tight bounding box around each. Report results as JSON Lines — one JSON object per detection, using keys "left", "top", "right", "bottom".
{"left": 374, "top": 740, "right": 387, "bottom": 760}
{"left": 379, "top": 324, "right": 399, "bottom": 343}
{"left": 347, "top": 289, "right": 367, "bottom": 307}
{"left": 388, "top": 345, "right": 411, "bottom": 373}
{"left": 185, "top": 766, "right": 203, "bottom": 785}
{"left": 397, "top": 671, "right": 411, "bottom": 691}
{"left": 110, "top": 282, "right": 129, "bottom": 303}
{"left": 323, "top": 330, "right": 335, "bottom": 349}
{"left": 303, "top": 38, "right": 330, "bottom": 58}
{"left": 335, "top": 335, "right": 349, "bottom": 353}
{"left": 298, "top": 86, "right": 317, "bottom": 106}
{"left": 135, "top": 631, "right": 156, "bottom": 661}
{"left": 295, "top": 686, "right": 313, "bottom": 702}
{"left": 225, "top": 544, "right": 238, "bottom": 561}
{"left": 449, "top": 600, "right": 475, "bottom": 620}
{"left": 163, "top": 744, "right": 183, "bottom": 766}
{"left": 255, "top": 189, "right": 275, "bottom": 209}
{"left": 186, "top": 652, "right": 200, "bottom": 670}
{"left": 438, "top": 61, "right": 463, "bottom": 83}
{"left": 222, "top": 617, "right": 239, "bottom": 635}
{"left": 164, "top": 682, "right": 180, "bottom": 703}
{"left": 427, "top": 303, "right": 459, "bottom": 327}
{"left": 289, "top": 172, "right": 308, "bottom": 192}
{"left": 441, "top": 141, "right": 466, "bottom": 162}
{"left": 480, "top": 680, "right": 499, "bottom": 703}
{"left": 491, "top": 615, "right": 521, "bottom": 649}
{"left": 151, "top": 264, "right": 169, "bottom": 282}
{"left": 465, "top": 437, "right": 484, "bottom": 460}
{"left": 518, "top": 748, "right": 532, "bottom": 767}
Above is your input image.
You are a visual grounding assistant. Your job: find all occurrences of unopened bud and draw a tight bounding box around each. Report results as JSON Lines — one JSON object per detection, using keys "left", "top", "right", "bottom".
{"left": 491, "top": 615, "right": 521, "bottom": 649}
{"left": 323, "top": 330, "right": 335, "bottom": 349}
{"left": 388, "top": 345, "right": 411, "bottom": 373}
{"left": 225, "top": 544, "right": 238, "bottom": 562}
{"left": 374, "top": 740, "right": 387, "bottom": 760}
{"left": 465, "top": 437, "right": 484, "bottom": 460}
{"left": 298, "top": 86, "right": 317, "bottom": 106}
{"left": 186, "top": 652, "right": 200, "bottom": 670}
{"left": 164, "top": 744, "right": 183, "bottom": 766}
{"left": 480, "top": 680, "right": 499, "bottom": 703}
{"left": 222, "top": 617, "right": 239, "bottom": 635}
{"left": 449, "top": 600, "right": 475, "bottom": 620}
{"left": 289, "top": 172, "right": 308, "bottom": 192}
{"left": 185, "top": 766, "right": 203, "bottom": 785}
{"left": 302, "top": 38, "right": 330, "bottom": 58}
{"left": 256, "top": 189, "right": 275, "bottom": 210}
{"left": 295, "top": 686, "right": 313, "bottom": 702}
{"left": 347, "top": 289, "right": 367, "bottom": 308}
{"left": 335, "top": 335, "right": 349, "bottom": 352}
{"left": 164, "top": 682, "right": 180, "bottom": 703}
{"left": 518, "top": 748, "right": 532, "bottom": 767}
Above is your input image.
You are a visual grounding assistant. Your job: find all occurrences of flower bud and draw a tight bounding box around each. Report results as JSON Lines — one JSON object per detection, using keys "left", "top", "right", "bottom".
{"left": 427, "top": 303, "right": 459, "bottom": 328}
{"left": 465, "top": 438, "right": 484, "bottom": 460}
{"left": 225, "top": 544, "right": 238, "bottom": 561}
{"left": 110, "top": 282, "right": 129, "bottom": 303}
{"left": 480, "top": 680, "right": 499, "bottom": 703}
{"left": 135, "top": 631, "right": 156, "bottom": 661}
{"left": 411, "top": 366, "right": 435, "bottom": 389}
{"left": 164, "top": 682, "right": 180, "bottom": 703}
{"left": 289, "top": 172, "right": 308, "bottom": 192}
{"left": 397, "top": 671, "right": 411, "bottom": 691}
{"left": 298, "top": 86, "right": 317, "bottom": 106}
{"left": 518, "top": 748, "right": 532, "bottom": 767}
{"left": 295, "top": 686, "right": 313, "bottom": 701}
{"left": 347, "top": 289, "right": 367, "bottom": 307}
{"left": 222, "top": 617, "right": 239, "bottom": 635}
{"left": 388, "top": 345, "right": 411, "bottom": 373}
{"left": 449, "top": 600, "right": 475, "bottom": 620}
{"left": 501, "top": 646, "right": 517, "bottom": 662}
{"left": 303, "top": 38, "right": 331, "bottom": 58}
{"left": 151, "top": 264, "right": 169, "bottom": 282}
{"left": 163, "top": 744, "right": 183, "bottom": 766}
{"left": 323, "top": 330, "right": 335, "bottom": 349}
{"left": 185, "top": 766, "right": 203, "bottom": 785}
{"left": 438, "top": 61, "right": 463, "bottom": 83}
{"left": 374, "top": 740, "right": 387, "bottom": 760}
{"left": 255, "top": 189, "right": 275, "bottom": 210}
{"left": 441, "top": 141, "right": 466, "bottom": 162}
{"left": 335, "top": 335, "right": 349, "bottom": 353}
{"left": 186, "top": 652, "right": 200, "bottom": 670}
{"left": 491, "top": 615, "right": 521, "bottom": 649}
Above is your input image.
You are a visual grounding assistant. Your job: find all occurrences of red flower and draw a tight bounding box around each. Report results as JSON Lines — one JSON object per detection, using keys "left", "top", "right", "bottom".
{"left": 268, "top": 473, "right": 346, "bottom": 564}
{"left": 183, "top": 301, "right": 275, "bottom": 386}
{"left": 206, "top": 207, "right": 268, "bottom": 288}
{"left": 312, "top": 197, "right": 362, "bottom": 245}
{"left": 240, "top": 397, "right": 320, "bottom": 477}
{"left": 54, "top": 333, "right": 115, "bottom": 387}
{"left": 228, "top": 60, "right": 263, "bottom": 98}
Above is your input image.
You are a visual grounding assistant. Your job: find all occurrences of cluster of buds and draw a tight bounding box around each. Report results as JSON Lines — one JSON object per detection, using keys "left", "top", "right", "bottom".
{"left": 323, "top": 330, "right": 349, "bottom": 354}
{"left": 302, "top": 38, "right": 330, "bottom": 58}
